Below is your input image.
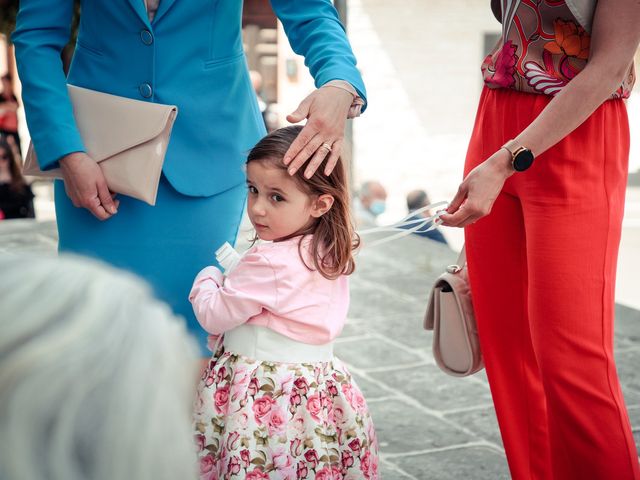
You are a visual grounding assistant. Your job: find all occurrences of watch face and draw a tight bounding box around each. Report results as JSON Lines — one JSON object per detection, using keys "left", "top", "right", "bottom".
{"left": 513, "top": 149, "right": 534, "bottom": 172}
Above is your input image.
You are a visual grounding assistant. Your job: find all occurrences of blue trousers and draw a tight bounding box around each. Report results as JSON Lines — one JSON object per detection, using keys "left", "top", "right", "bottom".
{"left": 55, "top": 176, "right": 246, "bottom": 355}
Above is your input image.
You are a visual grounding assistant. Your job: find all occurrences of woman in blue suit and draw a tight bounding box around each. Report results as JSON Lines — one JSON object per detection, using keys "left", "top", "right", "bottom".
{"left": 12, "top": 0, "right": 366, "bottom": 355}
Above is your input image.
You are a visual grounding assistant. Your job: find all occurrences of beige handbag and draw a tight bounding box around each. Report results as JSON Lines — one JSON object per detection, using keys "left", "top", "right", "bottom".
{"left": 424, "top": 246, "right": 484, "bottom": 377}
{"left": 23, "top": 85, "right": 178, "bottom": 206}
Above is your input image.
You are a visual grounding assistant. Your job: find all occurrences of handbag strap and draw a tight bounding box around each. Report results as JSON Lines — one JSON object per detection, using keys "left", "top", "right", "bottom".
{"left": 457, "top": 244, "right": 466, "bottom": 267}
{"left": 357, "top": 200, "right": 469, "bottom": 274}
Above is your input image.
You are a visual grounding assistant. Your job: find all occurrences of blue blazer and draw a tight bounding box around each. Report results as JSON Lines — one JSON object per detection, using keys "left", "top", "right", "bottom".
{"left": 12, "top": 0, "right": 367, "bottom": 197}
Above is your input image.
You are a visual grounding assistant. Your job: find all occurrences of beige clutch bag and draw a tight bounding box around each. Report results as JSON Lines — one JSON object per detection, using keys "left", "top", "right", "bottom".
{"left": 23, "top": 84, "right": 178, "bottom": 206}
{"left": 424, "top": 246, "right": 484, "bottom": 377}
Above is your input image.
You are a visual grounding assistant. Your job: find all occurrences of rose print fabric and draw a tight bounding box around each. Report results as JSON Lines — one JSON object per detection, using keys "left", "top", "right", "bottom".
{"left": 483, "top": 0, "right": 635, "bottom": 98}
{"left": 194, "top": 346, "right": 379, "bottom": 480}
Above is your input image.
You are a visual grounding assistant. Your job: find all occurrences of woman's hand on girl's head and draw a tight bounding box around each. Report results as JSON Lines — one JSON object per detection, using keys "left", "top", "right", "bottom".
{"left": 283, "top": 87, "right": 353, "bottom": 179}
{"left": 439, "top": 149, "right": 514, "bottom": 228}
{"left": 59, "top": 152, "right": 119, "bottom": 221}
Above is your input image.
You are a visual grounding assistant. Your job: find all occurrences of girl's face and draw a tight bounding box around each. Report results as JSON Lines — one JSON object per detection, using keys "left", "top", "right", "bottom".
{"left": 246, "top": 161, "right": 333, "bottom": 242}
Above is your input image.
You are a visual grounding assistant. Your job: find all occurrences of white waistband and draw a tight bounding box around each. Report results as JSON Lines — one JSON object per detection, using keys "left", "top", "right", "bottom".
{"left": 223, "top": 324, "right": 334, "bottom": 363}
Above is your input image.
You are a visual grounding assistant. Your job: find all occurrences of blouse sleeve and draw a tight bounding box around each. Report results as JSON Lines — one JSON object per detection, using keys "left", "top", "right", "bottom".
{"left": 188, "top": 251, "right": 278, "bottom": 335}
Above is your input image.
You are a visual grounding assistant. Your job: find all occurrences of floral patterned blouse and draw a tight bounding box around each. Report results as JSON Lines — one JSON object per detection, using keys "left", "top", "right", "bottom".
{"left": 482, "top": 0, "right": 635, "bottom": 98}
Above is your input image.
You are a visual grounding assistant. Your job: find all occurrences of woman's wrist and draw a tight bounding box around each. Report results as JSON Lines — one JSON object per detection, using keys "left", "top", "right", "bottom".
{"left": 59, "top": 151, "right": 88, "bottom": 168}
{"left": 320, "top": 80, "right": 365, "bottom": 118}
{"left": 487, "top": 148, "right": 515, "bottom": 179}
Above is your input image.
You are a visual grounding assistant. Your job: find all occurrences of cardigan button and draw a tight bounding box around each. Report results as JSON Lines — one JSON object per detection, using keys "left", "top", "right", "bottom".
{"left": 139, "top": 83, "right": 153, "bottom": 98}
{"left": 140, "top": 29, "right": 154, "bottom": 45}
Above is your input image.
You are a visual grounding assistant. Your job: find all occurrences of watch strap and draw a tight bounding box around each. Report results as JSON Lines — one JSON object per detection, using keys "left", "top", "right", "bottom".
{"left": 501, "top": 139, "right": 534, "bottom": 172}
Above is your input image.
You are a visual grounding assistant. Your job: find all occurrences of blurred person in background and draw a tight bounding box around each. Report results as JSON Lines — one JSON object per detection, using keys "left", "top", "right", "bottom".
{"left": 440, "top": 1, "right": 640, "bottom": 478}
{"left": 354, "top": 180, "right": 387, "bottom": 227}
{"left": 403, "top": 189, "right": 448, "bottom": 246}
{"left": 0, "top": 138, "right": 34, "bottom": 220}
{"left": 0, "top": 73, "right": 21, "bottom": 155}
{"left": 249, "top": 70, "right": 279, "bottom": 133}
{"left": 0, "top": 254, "right": 199, "bottom": 480}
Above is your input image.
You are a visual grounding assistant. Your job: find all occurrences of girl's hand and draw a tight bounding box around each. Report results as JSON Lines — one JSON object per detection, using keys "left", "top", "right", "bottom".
{"left": 439, "top": 149, "right": 514, "bottom": 228}
{"left": 283, "top": 86, "right": 354, "bottom": 178}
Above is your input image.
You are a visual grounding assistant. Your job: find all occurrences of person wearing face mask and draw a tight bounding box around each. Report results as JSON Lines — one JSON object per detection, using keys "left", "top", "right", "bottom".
{"left": 354, "top": 180, "right": 387, "bottom": 227}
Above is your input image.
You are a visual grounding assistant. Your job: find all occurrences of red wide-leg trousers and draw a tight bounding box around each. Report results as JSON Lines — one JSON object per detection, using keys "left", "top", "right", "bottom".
{"left": 464, "top": 87, "right": 640, "bottom": 480}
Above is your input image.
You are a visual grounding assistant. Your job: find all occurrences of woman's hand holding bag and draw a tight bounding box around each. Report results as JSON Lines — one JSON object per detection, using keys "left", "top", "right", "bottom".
{"left": 59, "top": 152, "right": 119, "bottom": 221}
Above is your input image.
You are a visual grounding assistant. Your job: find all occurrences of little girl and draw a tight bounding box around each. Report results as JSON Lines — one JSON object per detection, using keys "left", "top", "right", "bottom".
{"left": 190, "top": 125, "right": 378, "bottom": 480}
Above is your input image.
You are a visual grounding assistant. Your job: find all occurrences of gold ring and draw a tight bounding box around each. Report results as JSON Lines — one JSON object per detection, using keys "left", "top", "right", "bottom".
{"left": 320, "top": 142, "right": 333, "bottom": 152}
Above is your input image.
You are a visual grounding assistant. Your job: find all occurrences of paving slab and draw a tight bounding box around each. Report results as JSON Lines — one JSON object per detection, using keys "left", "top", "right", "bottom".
{"left": 616, "top": 349, "right": 640, "bottom": 393}
{"left": 366, "top": 398, "right": 474, "bottom": 454}
{"left": 391, "top": 446, "right": 511, "bottom": 480}
{"left": 335, "top": 336, "right": 426, "bottom": 371}
{"left": 0, "top": 219, "right": 57, "bottom": 254}
{"left": 368, "top": 364, "right": 493, "bottom": 413}
{"left": 443, "top": 407, "right": 504, "bottom": 448}
{"left": 617, "top": 303, "right": 640, "bottom": 344}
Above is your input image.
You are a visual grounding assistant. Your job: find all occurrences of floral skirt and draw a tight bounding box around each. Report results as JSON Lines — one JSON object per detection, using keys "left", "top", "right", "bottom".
{"left": 193, "top": 346, "right": 379, "bottom": 480}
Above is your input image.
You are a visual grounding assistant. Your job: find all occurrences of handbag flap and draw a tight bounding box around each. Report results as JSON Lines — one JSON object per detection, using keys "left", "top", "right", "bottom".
{"left": 435, "top": 289, "right": 473, "bottom": 373}
{"left": 425, "top": 274, "right": 456, "bottom": 330}
{"left": 67, "top": 85, "right": 177, "bottom": 163}
{"left": 424, "top": 284, "right": 438, "bottom": 330}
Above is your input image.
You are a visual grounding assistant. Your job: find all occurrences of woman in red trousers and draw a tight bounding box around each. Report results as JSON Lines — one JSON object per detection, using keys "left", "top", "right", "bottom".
{"left": 440, "top": 1, "right": 640, "bottom": 479}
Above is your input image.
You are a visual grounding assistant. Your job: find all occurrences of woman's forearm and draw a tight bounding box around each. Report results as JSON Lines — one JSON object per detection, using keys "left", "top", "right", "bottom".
{"left": 513, "top": 62, "right": 628, "bottom": 158}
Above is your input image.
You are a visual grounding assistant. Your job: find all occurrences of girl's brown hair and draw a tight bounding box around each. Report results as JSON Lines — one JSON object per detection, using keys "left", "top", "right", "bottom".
{"left": 0, "top": 139, "right": 27, "bottom": 192}
{"left": 247, "top": 125, "right": 360, "bottom": 280}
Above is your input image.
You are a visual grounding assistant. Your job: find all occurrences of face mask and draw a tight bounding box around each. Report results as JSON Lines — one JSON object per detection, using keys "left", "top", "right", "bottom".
{"left": 369, "top": 200, "right": 386, "bottom": 217}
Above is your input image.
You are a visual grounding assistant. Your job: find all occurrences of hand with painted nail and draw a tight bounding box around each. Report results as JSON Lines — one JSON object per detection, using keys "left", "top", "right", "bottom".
{"left": 59, "top": 152, "right": 119, "bottom": 221}
{"left": 439, "top": 149, "right": 514, "bottom": 228}
{"left": 282, "top": 86, "right": 354, "bottom": 179}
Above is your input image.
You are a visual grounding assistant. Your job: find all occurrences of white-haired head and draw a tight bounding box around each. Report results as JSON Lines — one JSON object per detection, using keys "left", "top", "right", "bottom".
{"left": 0, "top": 254, "right": 199, "bottom": 480}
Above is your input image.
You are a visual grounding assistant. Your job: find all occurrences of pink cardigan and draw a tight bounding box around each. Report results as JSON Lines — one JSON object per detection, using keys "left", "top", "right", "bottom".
{"left": 189, "top": 236, "right": 349, "bottom": 345}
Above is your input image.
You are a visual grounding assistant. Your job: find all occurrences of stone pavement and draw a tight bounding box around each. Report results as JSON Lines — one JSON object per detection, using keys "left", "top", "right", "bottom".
{"left": 2, "top": 219, "right": 640, "bottom": 479}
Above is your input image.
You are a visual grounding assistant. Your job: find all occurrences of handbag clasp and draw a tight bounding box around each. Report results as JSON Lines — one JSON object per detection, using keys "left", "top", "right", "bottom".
{"left": 446, "top": 264, "right": 462, "bottom": 274}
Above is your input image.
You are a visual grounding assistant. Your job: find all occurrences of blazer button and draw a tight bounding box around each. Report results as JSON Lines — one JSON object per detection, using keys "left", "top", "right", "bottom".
{"left": 139, "top": 83, "right": 153, "bottom": 98}
{"left": 140, "top": 29, "right": 153, "bottom": 45}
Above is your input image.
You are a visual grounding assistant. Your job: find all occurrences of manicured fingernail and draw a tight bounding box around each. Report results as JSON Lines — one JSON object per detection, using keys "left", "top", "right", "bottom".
{"left": 283, "top": 157, "right": 291, "bottom": 165}
{"left": 289, "top": 168, "right": 296, "bottom": 175}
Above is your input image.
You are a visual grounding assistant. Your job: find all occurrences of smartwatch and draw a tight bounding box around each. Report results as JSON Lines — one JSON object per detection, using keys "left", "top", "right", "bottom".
{"left": 502, "top": 140, "right": 535, "bottom": 172}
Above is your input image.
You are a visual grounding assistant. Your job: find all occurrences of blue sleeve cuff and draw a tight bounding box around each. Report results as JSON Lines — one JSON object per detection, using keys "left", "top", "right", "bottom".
{"left": 34, "top": 128, "right": 86, "bottom": 171}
